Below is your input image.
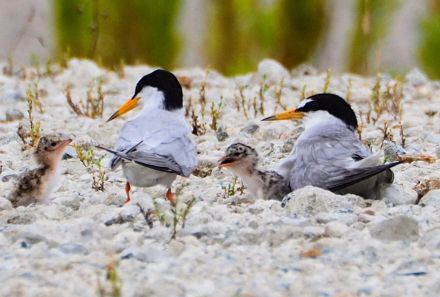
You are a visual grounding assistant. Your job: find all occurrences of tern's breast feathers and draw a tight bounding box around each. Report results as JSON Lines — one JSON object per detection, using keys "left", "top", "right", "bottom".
{"left": 111, "top": 109, "right": 197, "bottom": 176}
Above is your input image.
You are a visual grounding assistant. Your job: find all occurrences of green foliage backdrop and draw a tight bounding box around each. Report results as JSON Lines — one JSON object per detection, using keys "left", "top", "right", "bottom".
{"left": 54, "top": 0, "right": 440, "bottom": 77}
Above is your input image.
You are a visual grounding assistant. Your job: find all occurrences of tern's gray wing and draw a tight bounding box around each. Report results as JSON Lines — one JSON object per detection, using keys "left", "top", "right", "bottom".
{"left": 110, "top": 110, "right": 197, "bottom": 177}
{"left": 284, "top": 124, "right": 386, "bottom": 193}
{"left": 97, "top": 145, "right": 183, "bottom": 175}
{"left": 327, "top": 161, "right": 399, "bottom": 191}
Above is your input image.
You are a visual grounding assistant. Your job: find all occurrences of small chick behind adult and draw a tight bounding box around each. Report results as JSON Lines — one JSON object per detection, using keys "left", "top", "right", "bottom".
{"left": 9, "top": 135, "right": 72, "bottom": 207}
{"left": 218, "top": 143, "right": 290, "bottom": 201}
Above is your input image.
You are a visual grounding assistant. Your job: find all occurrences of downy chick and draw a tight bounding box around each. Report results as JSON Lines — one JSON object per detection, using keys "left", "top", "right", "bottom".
{"left": 218, "top": 143, "right": 290, "bottom": 201}
{"left": 9, "top": 135, "right": 72, "bottom": 207}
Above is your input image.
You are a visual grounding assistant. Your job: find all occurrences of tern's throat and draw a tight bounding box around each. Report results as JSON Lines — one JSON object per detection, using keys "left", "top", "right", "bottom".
{"left": 139, "top": 87, "right": 166, "bottom": 112}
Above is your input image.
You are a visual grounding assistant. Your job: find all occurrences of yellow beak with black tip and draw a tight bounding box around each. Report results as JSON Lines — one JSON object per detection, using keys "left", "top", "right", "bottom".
{"left": 107, "top": 97, "right": 141, "bottom": 122}
{"left": 261, "top": 108, "right": 305, "bottom": 121}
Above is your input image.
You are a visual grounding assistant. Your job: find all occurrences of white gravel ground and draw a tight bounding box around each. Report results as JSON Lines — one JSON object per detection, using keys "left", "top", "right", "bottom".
{"left": 1, "top": 59, "right": 440, "bottom": 297}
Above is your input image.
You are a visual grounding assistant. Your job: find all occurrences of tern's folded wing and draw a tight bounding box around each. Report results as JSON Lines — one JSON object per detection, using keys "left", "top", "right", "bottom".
{"left": 326, "top": 162, "right": 400, "bottom": 191}
{"left": 109, "top": 110, "right": 197, "bottom": 174}
{"left": 96, "top": 145, "right": 184, "bottom": 175}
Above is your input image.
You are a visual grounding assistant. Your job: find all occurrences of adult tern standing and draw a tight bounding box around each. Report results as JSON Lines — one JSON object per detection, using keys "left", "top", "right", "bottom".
{"left": 97, "top": 69, "right": 197, "bottom": 205}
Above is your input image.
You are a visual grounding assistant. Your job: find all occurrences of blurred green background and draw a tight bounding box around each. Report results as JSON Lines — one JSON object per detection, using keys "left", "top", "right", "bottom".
{"left": 2, "top": 0, "right": 440, "bottom": 77}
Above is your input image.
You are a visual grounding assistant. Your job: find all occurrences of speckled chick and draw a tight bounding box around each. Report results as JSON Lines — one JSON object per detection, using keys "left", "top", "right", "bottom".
{"left": 218, "top": 143, "right": 290, "bottom": 201}
{"left": 9, "top": 135, "right": 72, "bottom": 207}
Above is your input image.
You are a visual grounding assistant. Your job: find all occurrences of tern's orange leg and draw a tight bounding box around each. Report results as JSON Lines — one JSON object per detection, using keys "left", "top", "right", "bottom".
{"left": 124, "top": 182, "right": 131, "bottom": 204}
{"left": 166, "top": 188, "right": 176, "bottom": 206}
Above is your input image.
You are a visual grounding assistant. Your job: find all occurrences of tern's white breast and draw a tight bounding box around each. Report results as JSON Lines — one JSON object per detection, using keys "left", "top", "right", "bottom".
{"left": 122, "top": 162, "right": 176, "bottom": 188}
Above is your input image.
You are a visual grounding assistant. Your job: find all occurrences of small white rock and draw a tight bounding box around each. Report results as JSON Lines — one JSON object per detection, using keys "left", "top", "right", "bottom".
{"left": 369, "top": 215, "right": 419, "bottom": 242}
{"left": 325, "top": 221, "right": 349, "bottom": 237}
{"left": 405, "top": 68, "right": 428, "bottom": 87}
{"left": 257, "top": 59, "right": 290, "bottom": 84}
{"left": 419, "top": 190, "right": 440, "bottom": 208}
{"left": 285, "top": 186, "right": 366, "bottom": 215}
{"left": 379, "top": 184, "right": 418, "bottom": 205}
{"left": 0, "top": 197, "right": 13, "bottom": 210}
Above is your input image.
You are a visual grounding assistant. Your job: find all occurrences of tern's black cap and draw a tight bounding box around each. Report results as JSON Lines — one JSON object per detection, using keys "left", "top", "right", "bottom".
{"left": 133, "top": 69, "right": 183, "bottom": 111}
{"left": 297, "top": 93, "right": 358, "bottom": 130}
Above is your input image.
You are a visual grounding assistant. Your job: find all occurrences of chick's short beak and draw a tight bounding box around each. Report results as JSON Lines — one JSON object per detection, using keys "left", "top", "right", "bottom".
{"left": 107, "top": 97, "right": 141, "bottom": 122}
{"left": 56, "top": 139, "right": 72, "bottom": 150}
{"left": 218, "top": 155, "right": 236, "bottom": 168}
{"left": 261, "top": 108, "right": 304, "bottom": 121}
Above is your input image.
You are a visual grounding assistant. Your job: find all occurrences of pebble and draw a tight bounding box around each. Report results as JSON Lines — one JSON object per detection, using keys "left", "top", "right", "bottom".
{"left": 215, "top": 127, "right": 229, "bottom": 142}
{"left": 382, "top": 140, "right": 406, "bottom": 162}
{"left": 325, "top": 221, "right": 349, "bottom": 237}
{"left": 240, "top": 123, "right": 259, "bottom": 135}
{"left": 379, "top": 184, "right": 418, "bottom": 205}
{"left": 58, "top": 242, "right": 88, "bottom": 255}
{"left": 369, "top": 216, "right": 419, "bottom": 242}
{"left": 405, "top": 68, "right": 428, "bottom": 87}
{"left": 0, "top": 197, "right": 13, "bottom": 211}
{"left": 104, "top": 204, "right": 140, "bottom": 226}
{"left": 419, "top": 190, "right": 440, "bottom": 208}
{"left": 285, "top": 186, "right": 366, "bottom": 215}
{"left": 4, "top": 108, "right": 24, "bottom": 121}
{"left": 418, "top": 227, "right": 440, "bottom": 250}
{"left": 257, "top": 59, "right": 290, "bottom": 84}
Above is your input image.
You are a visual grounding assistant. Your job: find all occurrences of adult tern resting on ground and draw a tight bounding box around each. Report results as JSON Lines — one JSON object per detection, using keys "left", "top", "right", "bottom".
{"left": 97, "top": 69, "right": 197, "bottom": 205}
{"left": 218, "top": 143, "right": 290, "bottom": 200}
{"left": 262, "top": 93, "right": 400, "bottom": 199}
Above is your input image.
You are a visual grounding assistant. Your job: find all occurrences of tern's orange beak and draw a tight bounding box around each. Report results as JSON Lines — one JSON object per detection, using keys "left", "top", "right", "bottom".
{"left": 107, "top": 97, "right": 141, "bottom": 122}
{"left": 261, "top": 108, "right": 304, "bottom": 121}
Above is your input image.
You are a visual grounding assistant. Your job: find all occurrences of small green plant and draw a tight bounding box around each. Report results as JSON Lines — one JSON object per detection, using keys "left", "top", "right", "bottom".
{"left": 170, "top": 196, "right": 197, "bottom": 240}
{"left": 184, "top": 96, "right": 192, "bottom": 118}
{"left": 151, "top": 192, "right": 197, "bottom": 241}
{"left": 198, "top": 70, "right": 209, "bottom": 115}
{"left": 65, "top": 77, "right": 105, "bottom": 118}
{"left": 379, "top": 121, "right": 394, "bottom": 148}
{"left": 17, "top": 82, "right": 43, "bottom": 148}
{"left": 97, "top": 257, "right": 122, "bottom": 297}
{"left": 323, "top": 68, "right": 331, "bottom": 93}
{"left": 252, "top": 96, "right": 258, "bottom": 118}
{"left": 191, "top": 109, "right": 207, "bottom": 136}
{"left": 300, "top": 84, "right": 307, "bottom": 100}
{"left": 45, "top": 58, "right": 54, "bottom": 78}
{"left": 74, "top": 144, "right": 106, "bottom": 191}
{"left": 236, "top": 83, "right": 249, "bottom": 120}
{"left": 224, "top": 177, "right": 238, "bottom": 197}
{"left": 368, "top": 73, "right": 382, "bottom": 123}
{"left": 209, "top": 97, "right": 223, "bottom": 131}
{"left": 27, "top": 81, "right": 44, "bottom": 113}
{"left": 346, "top": 79, "right": 353, "bottom": 103}
{"left": 274, "top": 78, "right": 286, "bottom": 112}
{"left": 258, "top": 75, "right": 268, "bottom": 115}
{"left": 383, "top": 80, "right": 403, "bottom": 121}
{"left": 152, "top": 197, "right": 168, "bottom": 226}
